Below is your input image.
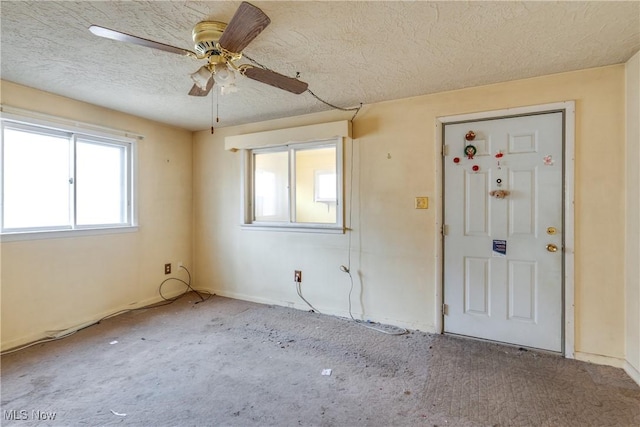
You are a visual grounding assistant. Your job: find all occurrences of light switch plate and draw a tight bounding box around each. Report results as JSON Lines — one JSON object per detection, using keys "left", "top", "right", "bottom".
{"left": 415, "top": 197, "right": 429, "bottom": 209}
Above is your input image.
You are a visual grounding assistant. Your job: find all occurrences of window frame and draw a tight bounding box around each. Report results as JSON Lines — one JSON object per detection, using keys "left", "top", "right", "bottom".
{"left": 242, "top": 137, "right": 344, "bottom": 233}
{"left": 1, "top": 114, "right": 137, "bottom": 241}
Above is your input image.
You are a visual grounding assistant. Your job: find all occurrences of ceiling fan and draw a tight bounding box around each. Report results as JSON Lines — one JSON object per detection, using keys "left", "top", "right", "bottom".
{"left": 89, "top": 2, "right": 308, "bottom": 97}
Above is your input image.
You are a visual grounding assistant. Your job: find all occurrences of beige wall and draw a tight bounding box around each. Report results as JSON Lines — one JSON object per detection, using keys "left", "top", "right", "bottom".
{"left": 1, "top": 64, "right": 630, "bottom": 366}
{"left": 194, "top": 65, "right": 627, "bottom": 362}
{"left": 0, "top": 81, "right": 193, "bottom": 350}
{"left": 625, "top": 51, "right": 640, "bottom": 383}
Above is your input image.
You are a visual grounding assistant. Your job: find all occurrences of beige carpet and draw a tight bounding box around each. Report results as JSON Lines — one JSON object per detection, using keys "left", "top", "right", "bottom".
{"left": 2, "top": 295, "right": 639, "bottom": 426}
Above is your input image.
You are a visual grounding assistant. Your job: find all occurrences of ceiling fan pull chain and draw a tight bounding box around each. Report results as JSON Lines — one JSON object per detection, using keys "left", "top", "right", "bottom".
{"left": 211, "top": 88, "right": 215, "bottom": 134}
{"left": 210, "top": 87, "right": 221, "bottom": 134}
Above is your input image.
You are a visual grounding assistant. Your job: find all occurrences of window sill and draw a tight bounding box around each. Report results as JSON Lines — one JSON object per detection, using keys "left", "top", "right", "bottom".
{"left": 0, "top": 226, "right": 139, "bottom": 242}
{"left": 241, "top": 224, "right": 345, "bottom": 234}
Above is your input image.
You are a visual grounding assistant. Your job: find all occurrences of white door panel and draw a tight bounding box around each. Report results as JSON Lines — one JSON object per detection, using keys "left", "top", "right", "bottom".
{"left": 444, "top": 113, "right": 563, "bottom": 352}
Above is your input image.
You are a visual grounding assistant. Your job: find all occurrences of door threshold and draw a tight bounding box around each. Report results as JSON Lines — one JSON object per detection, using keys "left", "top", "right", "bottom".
{"left": 443, "top": 332, "right": 563, "bottom": 357}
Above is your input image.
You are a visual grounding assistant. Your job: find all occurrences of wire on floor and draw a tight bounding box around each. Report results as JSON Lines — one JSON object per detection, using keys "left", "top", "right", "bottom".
{"left": 340, "top": 265, "right": 407, "bottom": 336}
{"left": 296, "top": 280, "right": 321, "bottom": 314}
{"left": 159, "top": 265, "right": 212, "bottom": 304}
{"left": 1, "top": 266, "right": 212, "bottom": 356}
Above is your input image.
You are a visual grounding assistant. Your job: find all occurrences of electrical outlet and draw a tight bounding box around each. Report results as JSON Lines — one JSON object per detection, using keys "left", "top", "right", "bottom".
{"left": 164, "top": 263, "right": 171, "bottom": 275}
{"left": 294, "top": 270, "right": 302, "bottom": 283}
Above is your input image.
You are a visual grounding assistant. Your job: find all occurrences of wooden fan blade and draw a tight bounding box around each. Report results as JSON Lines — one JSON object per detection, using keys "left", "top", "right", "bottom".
{"left": 243, "top": 67, "right": 308, "bottom": 94}
{"left": 218, "top": 2, "right": 271, "bottom": 54}
{"left": 89, "top": 25, "right": 196, "bottom": 57}
{"left": 188, "top": 77, "right": 214, "bottom": 96}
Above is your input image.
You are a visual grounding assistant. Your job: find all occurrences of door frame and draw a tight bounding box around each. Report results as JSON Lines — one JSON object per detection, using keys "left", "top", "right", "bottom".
{"left": 435, "top": 101, "right": 575, "bottom": 358}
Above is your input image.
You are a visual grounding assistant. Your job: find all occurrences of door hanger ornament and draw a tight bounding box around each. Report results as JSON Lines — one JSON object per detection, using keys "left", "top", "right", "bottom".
{"left": 490, "top": 150, "right": 509, "bottom": 198}
{"left": 465, "top": 145, "right": 477, "bottom": 160}
{"left": 490, "top": 189, "right": 510, "bottom": 199}
{"left": 452, "top": 130, "right": 479, "bottom": 171}
{"left": 495, "top": 150, "right": 504, "bottom": 169}
{"left": 464, "top": 130, "right": 477, "bottom": 159}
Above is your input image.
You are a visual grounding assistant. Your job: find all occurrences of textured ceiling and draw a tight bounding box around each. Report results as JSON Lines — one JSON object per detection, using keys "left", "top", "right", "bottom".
{"left": 1, "top": 1, "right": 639, "bottom": 131}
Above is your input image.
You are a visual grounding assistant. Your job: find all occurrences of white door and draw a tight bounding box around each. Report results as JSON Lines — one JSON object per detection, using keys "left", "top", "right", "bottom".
{"left": 443, "top": 112, "right": 563, "bottom": 352}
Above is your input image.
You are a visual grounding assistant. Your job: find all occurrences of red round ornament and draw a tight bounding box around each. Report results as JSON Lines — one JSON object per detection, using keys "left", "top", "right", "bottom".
{"left": 472, "top": 165, "right": 480, "bottom": 172}
{"left": 453, "top": 157, "right": 460, "bottom": 164}
{"left": 465, "top": 131, "right": 476, "bottom": 141}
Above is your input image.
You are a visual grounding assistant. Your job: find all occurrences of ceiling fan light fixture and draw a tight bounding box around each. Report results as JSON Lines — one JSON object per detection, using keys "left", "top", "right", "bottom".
{"left": 213, "top": 63, "right": 236, "bottom": 84}
{"left": 190, "top": 65, "right": 212, "bottom": 89}
{"left": 220, "top": 83, "right": 238, "bottom": 95}
{"left": 213, "top": 63, "right": 237, "bottom": 95}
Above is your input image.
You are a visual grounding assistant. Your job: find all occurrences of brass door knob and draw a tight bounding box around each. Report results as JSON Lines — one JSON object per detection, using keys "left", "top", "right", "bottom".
{"left": 546, "top": 244, "right": 558, "bottom": 252}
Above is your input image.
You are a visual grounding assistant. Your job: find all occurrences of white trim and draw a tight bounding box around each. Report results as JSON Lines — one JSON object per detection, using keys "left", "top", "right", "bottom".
{"left": 436, "top": 101, "right": 576, "bottom": 358}
{"left": 242, "top": 137, "right": 345, "bottom": 232}
{"left": 0, "top": 226, "right": 139, "bottom": 242}
{"left": 225, "top": 120, "right": 351, "bottom": 151}
{"left": 336, "top": 137, "right": 345, "bottom": 228}
{"left": 574, "top": 351, "right": 625, "bottom": 368}
{"left": 437, "top": 102, "right": 574, "bottom": 124}
{"left": 563, "top": 102, "right": 576, "bottom": 359}
{"left": 240, "top": 149, "right": 251, "bottom": 224}
{"left": 241, "top": 224, "right": 344, "bottom": 234}
{"left": 290, "top": 144, "right": 297, "bottom": 222}
{"left": 130, "top": 136, "right": 139, "bottom": 228}
{"left": 624, "top": 361, "right": 640, "bottom": 386}
{"left": 1, "top": 116, "right": 138, "bottom": 237}
{"left": 434, "top": 121, "right": 444, "bottom": 334}
{"left": 71, "top": 134, "right": 78, "bottom": 227}
{"left": 0, "top": 105, "right": 144, "bottom": 141}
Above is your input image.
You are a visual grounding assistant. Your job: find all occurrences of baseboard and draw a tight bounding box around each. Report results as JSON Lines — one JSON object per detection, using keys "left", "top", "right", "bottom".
{"left": 1, "top": 289, "right": 187, "bottom": 353}
{"left": 549, "top": 352, "right": 639, "bottom": 386}
{"left": 624, "top": 360, "right": 640, "bottom": 386}
{"left": 1, "top": 332, "right": 54, "bottom": 354}
{"left": 212, "top": 289, "right": 291, "bottom": 309}
{"left": 2, "top": 287, "right": 437, "bottom": 353}
{"left": 211, "top": 289, "right": 436, "bottom": 333}
{"left": 574, "top": 351, "right": 625, "bottom": 368}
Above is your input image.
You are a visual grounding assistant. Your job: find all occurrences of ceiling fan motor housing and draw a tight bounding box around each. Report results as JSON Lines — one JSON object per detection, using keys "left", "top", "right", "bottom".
{"left": 192, "top": 21, "right": 226, "bottom": 56}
